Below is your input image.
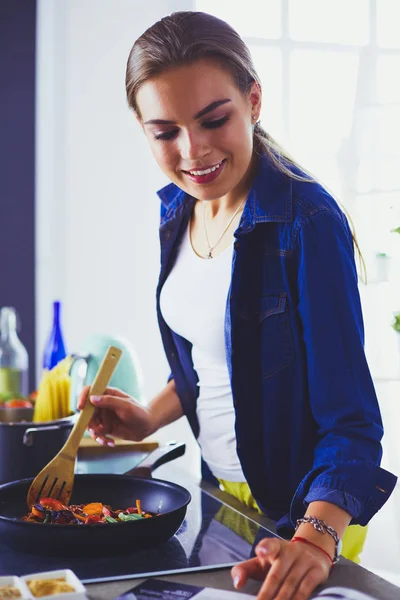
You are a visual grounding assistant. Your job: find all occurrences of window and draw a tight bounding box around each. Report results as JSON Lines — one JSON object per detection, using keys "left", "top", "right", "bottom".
{"left": 197, "top": 0, "right": 400, "bottom": 379}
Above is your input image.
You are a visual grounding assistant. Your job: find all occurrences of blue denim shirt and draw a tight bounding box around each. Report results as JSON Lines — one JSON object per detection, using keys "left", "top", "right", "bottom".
{"left": 155, "top": 152, "right": 397, "bottom": 536}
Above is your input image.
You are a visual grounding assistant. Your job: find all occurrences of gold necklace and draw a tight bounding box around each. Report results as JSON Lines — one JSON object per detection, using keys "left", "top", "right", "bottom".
{"left": 202, "top": 198, "right": 246, "bottom": 259}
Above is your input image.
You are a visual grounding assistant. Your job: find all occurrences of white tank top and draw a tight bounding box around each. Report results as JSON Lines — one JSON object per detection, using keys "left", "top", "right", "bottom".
{"left": 160, "top": 223, "right": 245, "bottom": 482}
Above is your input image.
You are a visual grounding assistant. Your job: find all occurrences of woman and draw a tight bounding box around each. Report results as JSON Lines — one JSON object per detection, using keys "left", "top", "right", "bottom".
{"left": 78, "top": 11, "right": 397, "bottom": 600}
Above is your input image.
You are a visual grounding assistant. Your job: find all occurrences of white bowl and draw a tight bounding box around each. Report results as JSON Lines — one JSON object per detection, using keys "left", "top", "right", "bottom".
{"left": 20, "top": 569, "right": 87, "bottom": 600}
{"left": 0, "top": 575, "right": 32, "bottom": 599}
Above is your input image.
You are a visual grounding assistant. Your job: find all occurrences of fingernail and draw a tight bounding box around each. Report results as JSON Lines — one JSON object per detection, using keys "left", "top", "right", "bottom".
{"left": 233, "top": 576, "right": 240, "bottom": 589}
{"left": 257, "top": 546, "right": 268, "bottom": 556}
{"left": 91, "top": 395, "right": 101, "bottom": 403}
{"left": 88, "top": 428, "right": 94, "bottom": 435}
{"left": 107, "top": 441, "right": 114, "bottom": 447}
{"left": 96, "top": 437, "right": 105, "bottom": 445}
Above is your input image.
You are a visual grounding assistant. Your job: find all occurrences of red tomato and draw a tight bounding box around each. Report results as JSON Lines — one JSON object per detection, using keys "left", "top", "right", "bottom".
{"left": 39, "top": 497, "right": 65, "bottom": 511}
{"left": 85, "top": 515, "right": 102, "bottom": 524}
{"left": 4, "top": 398, "right": 33, "bottom": 408}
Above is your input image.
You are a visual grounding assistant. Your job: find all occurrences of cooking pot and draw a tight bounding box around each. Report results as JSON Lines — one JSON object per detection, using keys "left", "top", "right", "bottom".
{"left": 0, "top": 414, "right": 76, "bottom": 484}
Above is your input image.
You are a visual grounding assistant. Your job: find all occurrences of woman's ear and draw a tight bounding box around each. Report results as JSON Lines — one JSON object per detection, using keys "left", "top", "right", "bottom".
{"left": 249, "top": 81, "right": 262, "bottom": 121}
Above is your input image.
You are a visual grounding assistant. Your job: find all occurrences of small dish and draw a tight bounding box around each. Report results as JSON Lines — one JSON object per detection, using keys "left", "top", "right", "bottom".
{"left": 21, "top": 570, "right": 87, "bottom": 600}
{"left": 0, "top": 575, "right": 32, "bottom": 599}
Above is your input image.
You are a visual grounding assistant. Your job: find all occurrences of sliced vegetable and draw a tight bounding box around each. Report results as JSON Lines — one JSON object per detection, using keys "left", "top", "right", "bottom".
{"left": 31, "top": 504, "right": 45, "bottom": 520}
{"left": 136, "top": 499, "right": 142, "bottom": 515}
{"left": 118, "top": 512, "right": 144, "bottom": 522}
{"left": 53, "top": 509, "right": 78, "bottom": 524}
{"left": 39, "top": 497, "right": 65, "bottom": 511}
{"left": 83, "top": 502, "right": 104, "bottom": 515}
{"left": 85, "top": 515, "right": 102, "bottom": 524}
{"left": 105, "top": 515, "right": 118, "bottom": 524}
{"left": 73, "top": 512, "right": 87, "bottom": 523}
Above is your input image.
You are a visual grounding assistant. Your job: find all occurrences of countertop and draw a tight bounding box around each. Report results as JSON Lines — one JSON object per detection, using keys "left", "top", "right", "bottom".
{"left": 82, "top": 459, "right": 400, "bottom": 600}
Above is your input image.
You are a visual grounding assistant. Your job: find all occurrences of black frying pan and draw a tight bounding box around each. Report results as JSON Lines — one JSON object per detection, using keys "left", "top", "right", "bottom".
{"left": 0, "top": 442, "right": 191, "bottom": 557}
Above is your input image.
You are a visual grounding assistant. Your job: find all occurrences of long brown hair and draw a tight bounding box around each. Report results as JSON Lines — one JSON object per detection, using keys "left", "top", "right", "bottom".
{"left": 125, "top": 11, "right": 365, "bottom": 279}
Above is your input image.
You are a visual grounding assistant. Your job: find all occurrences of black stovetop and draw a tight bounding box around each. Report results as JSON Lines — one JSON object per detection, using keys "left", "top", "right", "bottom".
{"left": 0, "top": 450, "right": 276, "bottom": 584}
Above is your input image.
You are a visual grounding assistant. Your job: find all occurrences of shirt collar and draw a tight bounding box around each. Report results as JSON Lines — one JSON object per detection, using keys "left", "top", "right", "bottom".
{"left": 156, "top": 151, "right": 293, "bottom": 228}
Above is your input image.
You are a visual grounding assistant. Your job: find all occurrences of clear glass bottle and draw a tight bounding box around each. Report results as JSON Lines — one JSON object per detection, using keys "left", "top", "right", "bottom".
{"left": 0, "top": 307, "right": 29, "bottom": 397}
{"left": 42, "top": 300, "right": 67, "bottom": 370}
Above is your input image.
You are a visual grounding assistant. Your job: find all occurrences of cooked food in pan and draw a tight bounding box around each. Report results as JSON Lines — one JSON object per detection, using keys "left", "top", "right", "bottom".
{"left": 23, "top": 497, "right": 156, "bottom": 525}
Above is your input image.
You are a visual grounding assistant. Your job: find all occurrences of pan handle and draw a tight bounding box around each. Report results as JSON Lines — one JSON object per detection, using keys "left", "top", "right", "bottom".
{"left": 123, "top": 441, "right": 186, "bottom": 477}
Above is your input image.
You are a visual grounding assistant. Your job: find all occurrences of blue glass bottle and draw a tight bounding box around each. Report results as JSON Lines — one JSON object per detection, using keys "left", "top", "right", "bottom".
{"left": 42, "top": 301, "right": 67, "bottom": 370}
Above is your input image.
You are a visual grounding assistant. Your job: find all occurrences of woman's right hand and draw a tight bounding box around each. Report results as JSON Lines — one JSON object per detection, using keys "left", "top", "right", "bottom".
{"left": 77, "top": 386, "right": 155, "bottom": 447}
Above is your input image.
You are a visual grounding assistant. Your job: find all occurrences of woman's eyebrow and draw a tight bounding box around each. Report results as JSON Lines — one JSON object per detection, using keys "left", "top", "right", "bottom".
{"left": 143, "top": 98, "right": 232, "bottom": 125}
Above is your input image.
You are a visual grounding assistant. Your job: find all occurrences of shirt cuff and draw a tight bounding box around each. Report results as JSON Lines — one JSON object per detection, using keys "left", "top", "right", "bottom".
{"left": 304, "top": 486, "right": 363, "bottom": 519}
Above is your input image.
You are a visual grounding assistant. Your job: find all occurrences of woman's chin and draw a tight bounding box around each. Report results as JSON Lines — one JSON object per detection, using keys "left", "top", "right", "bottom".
{"left": 183, "top": 177, "right": 234, "bottom": 202}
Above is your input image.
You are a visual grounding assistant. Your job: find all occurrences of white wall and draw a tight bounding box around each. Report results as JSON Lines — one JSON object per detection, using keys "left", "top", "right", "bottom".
{"left": 35, "top": 0, "right": 200, "bottom": 475}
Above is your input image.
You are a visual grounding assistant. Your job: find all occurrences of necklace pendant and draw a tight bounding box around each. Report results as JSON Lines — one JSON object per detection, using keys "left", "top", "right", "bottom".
{"left": 207, "top": 250, "right": 213, "bottom": 259}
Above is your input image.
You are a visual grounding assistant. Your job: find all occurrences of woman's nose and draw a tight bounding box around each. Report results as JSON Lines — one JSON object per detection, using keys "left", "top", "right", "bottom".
{"left": 179, "top": 131, "right": 211, "bottom": 161}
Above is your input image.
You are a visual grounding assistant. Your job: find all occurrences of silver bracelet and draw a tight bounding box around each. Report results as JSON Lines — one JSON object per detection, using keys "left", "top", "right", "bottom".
{"left": 295, "top": 515, "right": 342, "bottom": 564}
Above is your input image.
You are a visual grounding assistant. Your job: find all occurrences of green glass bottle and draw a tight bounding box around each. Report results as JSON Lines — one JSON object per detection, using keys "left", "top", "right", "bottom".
{"left": 0, "top": 307, "right": 29, "bottom": 398}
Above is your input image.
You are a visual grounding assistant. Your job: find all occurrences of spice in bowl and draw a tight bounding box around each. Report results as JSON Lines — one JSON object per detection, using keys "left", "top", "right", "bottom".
{"left": 0, "top": 585, "right": 22, "bottom": 599}
{"left": 26, "top": 578, "right": 75, "bottom": 597}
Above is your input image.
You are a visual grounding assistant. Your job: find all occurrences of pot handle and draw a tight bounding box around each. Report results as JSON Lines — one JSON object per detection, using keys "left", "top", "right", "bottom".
{"left": 23, "top": 424, "right": 70, "bottom": 447}
{"left": 123, "top": 441, "right": 186, "bottom": 477}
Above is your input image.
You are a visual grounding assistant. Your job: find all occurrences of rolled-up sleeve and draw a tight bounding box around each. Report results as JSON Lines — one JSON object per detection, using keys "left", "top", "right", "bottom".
{"left": 290, "top": 206, "right": 397, "bottom": 526}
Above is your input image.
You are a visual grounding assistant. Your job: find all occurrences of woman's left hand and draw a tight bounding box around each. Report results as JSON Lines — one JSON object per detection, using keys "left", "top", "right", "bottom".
{"left": 231, "top": 537, "right": 332, "bottom": 600}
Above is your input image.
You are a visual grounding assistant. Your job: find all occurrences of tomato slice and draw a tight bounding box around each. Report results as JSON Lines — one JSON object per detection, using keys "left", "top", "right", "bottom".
{"left": 126, "top": 507, "right": 138, "bottom": 514}
{"left": 85, "top": 514, "right": 102, "bottom": 524}
{"left": 39, "top": 497, "right": 65, "bottom": 511}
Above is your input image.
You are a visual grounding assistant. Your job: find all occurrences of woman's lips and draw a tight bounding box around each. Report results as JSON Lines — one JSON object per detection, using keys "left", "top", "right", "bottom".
{"left": 183, "top": 159, "right": 226, "bottom": 184}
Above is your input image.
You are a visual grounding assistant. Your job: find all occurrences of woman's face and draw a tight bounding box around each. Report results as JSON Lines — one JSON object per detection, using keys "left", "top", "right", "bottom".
{"left": 136, "top": 59, "right": 261, "bottom": 203}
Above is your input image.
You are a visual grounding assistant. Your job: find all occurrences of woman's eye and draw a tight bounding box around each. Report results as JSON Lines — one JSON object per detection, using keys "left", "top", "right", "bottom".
{"left": 152, "top": 115, "right": 230, "bottom": 140}
{"left": 202, "top": 115, "right": 230, "bottom": 129}
{"left": 154, "top": 129, "right": 178, "bottom": 141}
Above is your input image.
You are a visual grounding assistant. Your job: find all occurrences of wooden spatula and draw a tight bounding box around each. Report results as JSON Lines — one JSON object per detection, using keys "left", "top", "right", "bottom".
{"left": 27, "top": 345, "right": 122, "bottom": 508}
